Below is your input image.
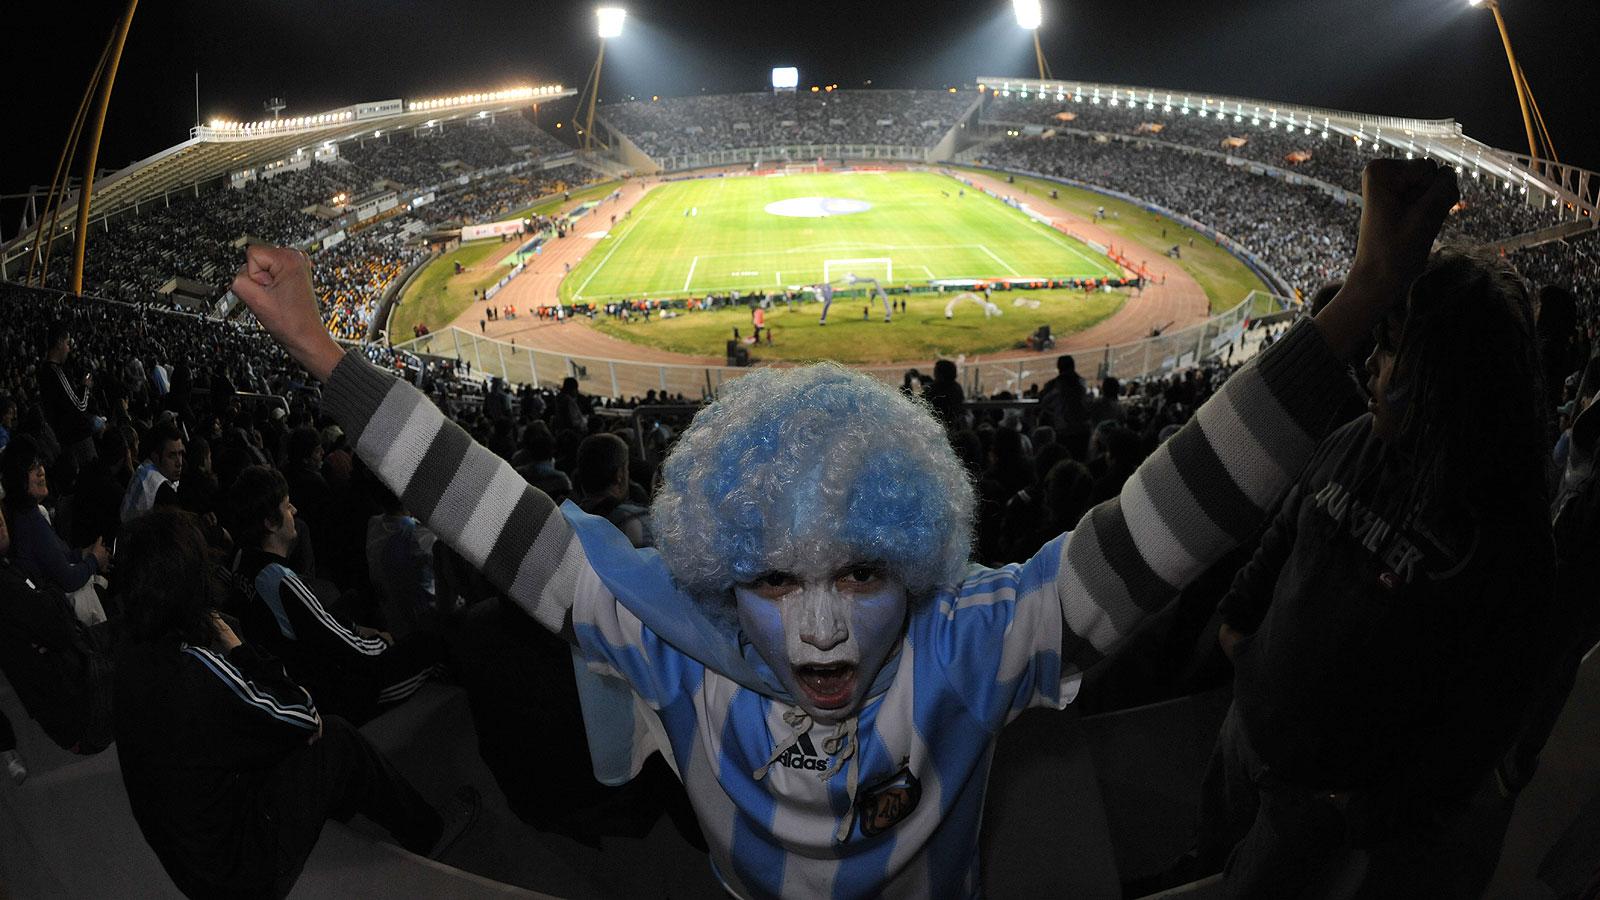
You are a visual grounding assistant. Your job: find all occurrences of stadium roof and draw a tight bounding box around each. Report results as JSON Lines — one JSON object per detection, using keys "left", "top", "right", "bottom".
{"left": 15, "top": 85, "right": 573, "bottom": 239}
{"left": 978, "top": 76, "right": 1597, "bottom": 220}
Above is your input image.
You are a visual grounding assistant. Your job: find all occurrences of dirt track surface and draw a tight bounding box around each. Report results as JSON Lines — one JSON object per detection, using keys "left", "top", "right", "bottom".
{"left": 447, "top": 166, "right": 1211, "bottom": 369}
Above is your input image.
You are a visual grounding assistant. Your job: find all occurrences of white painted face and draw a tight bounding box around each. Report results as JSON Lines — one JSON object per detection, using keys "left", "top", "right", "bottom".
{"left": 735, "top": 563, "right": 908, "bottom": 724}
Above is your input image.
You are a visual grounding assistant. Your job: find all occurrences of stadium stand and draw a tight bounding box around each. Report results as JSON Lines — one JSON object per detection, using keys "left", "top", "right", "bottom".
{"left": 980, "top": 93, "right": 1567, "bottom": 241}
{"left": 601, "top": 89, "right": 975, "bottom": 158}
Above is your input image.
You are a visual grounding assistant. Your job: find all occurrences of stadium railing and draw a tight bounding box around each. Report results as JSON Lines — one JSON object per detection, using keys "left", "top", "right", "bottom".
{"left": 389, "top": 289, "right": 1290, "bottom": 401}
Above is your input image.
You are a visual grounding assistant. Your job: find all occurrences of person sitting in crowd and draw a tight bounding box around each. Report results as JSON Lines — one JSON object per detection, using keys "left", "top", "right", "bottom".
{"left": 574, "top": 433, "right": 653, "bottom": 549}
{"left": 365, "top": 482, "right": 440, "bottom": 638}
{"left": 112, "top": 509, "right": 476, "bottom": 899}
{"left": 0, "top": 396, "right": 16, "bottom": 454}
{"left": 1200, "top": 250, "right": 1556, "bottom": 896}
{"left": 0, "top": 501, "right": 116, "bottom": 755}
{"left": 512, "top": 421, "right": 572, "bottom": 504}
{"left": 230, "top": 158, "right": 1457, "bottom": 897}
{"left": 120, "top": 421, "right": 185, "bottom": 523}
{"left": 2, "top": 435, "right": 110, "bottom": 624}
{"left": 230, "top": 466, "right": 445, "bottom": 724}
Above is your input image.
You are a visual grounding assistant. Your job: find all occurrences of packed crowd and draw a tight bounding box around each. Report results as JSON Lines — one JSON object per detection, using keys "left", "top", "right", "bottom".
{"left": 602, "top": 89, "right": 974, "bottom": 159}
{"left": 981, "top": 94, "right": 1566, "bottom": 241}
{"left": 978, "top": 133, "right": 1360, "bottom": 295}
{"left": 414, "top": 163, "right": 592, "bottom": 226}
{"left": 339, "top": 116, "right": 565, "bottom": 189}
{"left": 310, "top": 224, "right": 431, "bottom": 342}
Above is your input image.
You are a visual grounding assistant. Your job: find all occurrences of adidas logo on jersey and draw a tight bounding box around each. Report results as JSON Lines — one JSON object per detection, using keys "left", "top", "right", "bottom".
{"left": 775, "top": 732, "right": 829, "bottom": 771}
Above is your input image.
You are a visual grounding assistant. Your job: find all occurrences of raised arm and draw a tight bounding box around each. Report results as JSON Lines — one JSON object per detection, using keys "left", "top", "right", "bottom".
{"left": 231, "top": 248, "right": 581, "bottom": 636}
{"left": 1049, "top": 159, "right": 1458, "bottom": 677}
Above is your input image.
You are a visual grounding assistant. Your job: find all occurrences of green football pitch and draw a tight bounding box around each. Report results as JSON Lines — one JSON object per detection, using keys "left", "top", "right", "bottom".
{"left": 560, "top": 171, "right": 1123, "bottom": 302}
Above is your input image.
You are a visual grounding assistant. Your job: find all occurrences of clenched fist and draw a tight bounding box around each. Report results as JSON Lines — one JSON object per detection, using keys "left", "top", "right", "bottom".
{"left": 1312, "top": 159, "right": 1459, "bottom": 358}
{"left": 1351, "top": 158, "right": 1460, "bottom": 289}
{"left": 232, "top": 244, "right": 344, "bottom": 381}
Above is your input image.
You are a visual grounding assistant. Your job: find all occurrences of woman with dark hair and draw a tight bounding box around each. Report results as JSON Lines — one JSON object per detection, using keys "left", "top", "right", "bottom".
{"left": 1, "top": 435, "right": 109, "bottom": 619}
{"left": 1204, "top": 250, "right": 1557, "bottom": 896}
{"left": 0, "top": 501, "right": 116, "bottom": 755}
{"left": 114, "top": 510, "right": 474, "bottom": 899}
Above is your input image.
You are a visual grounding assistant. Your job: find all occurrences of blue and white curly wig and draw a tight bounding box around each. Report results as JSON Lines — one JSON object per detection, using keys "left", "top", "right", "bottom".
{"left": 653, "top": 363, "right": 975, "bottom": 606}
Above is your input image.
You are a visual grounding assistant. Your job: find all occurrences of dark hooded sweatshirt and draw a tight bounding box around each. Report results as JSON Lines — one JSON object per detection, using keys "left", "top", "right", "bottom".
{"left": 1219, "top": 414, "right": 1555, "bottom": 816}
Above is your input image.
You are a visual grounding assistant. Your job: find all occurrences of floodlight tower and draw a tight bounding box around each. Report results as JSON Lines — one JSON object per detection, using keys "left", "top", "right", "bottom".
{"left": 574, "top": 6, "right": 626, "bottom": 152}
{"left": 1467, "top": 0, "right": 1559, "bottom": 171}
{"left": 1014, "top": 0, "right": 1051, "bottom": 80}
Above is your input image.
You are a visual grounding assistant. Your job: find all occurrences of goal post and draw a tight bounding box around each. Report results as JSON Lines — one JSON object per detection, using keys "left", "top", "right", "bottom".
{"left": 823, "top": 258, "right": 893, "bottom": 285}
{"left": 783, "top": 163, "right": 819, "bottom": 175}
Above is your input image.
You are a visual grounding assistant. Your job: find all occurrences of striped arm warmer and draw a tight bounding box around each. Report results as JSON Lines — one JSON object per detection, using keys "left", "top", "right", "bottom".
{"left": 323, "top": 356, "right": 583, "bottom": 633}
{"left": 1054, "top": 319, "right": 1350, "bottom": 675}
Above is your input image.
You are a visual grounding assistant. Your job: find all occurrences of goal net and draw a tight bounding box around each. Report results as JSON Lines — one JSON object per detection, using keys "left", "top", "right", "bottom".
{"left": 823, "top": 258, "right": 893, "bottom": 285}
{"left": 783, "top": 163, "right": 820, "bottom": 175}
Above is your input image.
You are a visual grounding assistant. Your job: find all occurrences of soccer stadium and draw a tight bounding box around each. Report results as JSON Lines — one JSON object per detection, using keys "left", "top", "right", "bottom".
{"left": 1, "top": 0, "right": 1597, "bottom": 897}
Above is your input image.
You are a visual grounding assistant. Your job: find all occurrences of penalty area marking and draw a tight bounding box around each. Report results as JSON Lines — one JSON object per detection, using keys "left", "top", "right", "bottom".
{"left": 683, "top": 256, "right": 699, "bottom": 292}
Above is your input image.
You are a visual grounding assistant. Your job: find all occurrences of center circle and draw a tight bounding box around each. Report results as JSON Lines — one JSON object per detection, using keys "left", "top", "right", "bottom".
{"left": 764, "top": 197, "right": 873, "bottom": 218}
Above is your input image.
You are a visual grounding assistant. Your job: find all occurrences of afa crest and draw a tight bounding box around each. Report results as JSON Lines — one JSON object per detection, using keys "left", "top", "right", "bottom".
{"left": 855, "top": 765, "right": 922, "bottom": 837}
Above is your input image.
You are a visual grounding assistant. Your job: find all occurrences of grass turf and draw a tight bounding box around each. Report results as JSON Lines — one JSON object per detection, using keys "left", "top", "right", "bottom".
{"left": 951, "top": 166, "right": 1274, "bottom": 316}
{"left": 389, "top": 181, "right": 620, "bottom": 340}
{"left": 591, "top": 287, "right": 1126, "bottom": 365}
{"left": 561, "top": 171, "right": 1123, "bottom": 304}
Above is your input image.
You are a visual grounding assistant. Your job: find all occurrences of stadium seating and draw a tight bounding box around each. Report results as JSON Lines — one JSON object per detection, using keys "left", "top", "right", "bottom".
{"left": 602, "top": 89, "right": 974, "bottom": 158}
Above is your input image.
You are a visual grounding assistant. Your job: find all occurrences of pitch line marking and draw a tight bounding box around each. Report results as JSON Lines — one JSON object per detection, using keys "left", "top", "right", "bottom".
{"left": 683, "top": 256, "right": 700, "bottom": 292}
{"left": 978, "top": 245, "right": 1021, "bottom": 277}
{"left": 573, "top": 215, "right": 640, "bottom": 299}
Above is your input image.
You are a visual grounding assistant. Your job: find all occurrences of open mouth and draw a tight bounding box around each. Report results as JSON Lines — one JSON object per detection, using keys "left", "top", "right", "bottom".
{"left": 793, "top": 663, "right": 857, "bottom": 708}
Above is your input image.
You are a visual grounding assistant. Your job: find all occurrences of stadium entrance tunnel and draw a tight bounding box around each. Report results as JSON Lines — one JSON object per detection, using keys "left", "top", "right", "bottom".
{"left": 764, "top": 197, "right": 873, "bottom": 218}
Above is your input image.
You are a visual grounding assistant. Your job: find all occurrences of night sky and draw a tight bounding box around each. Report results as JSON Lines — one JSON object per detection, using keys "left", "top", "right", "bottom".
{"left": 3, "top": 0, "right": 1595, "bottom": 233}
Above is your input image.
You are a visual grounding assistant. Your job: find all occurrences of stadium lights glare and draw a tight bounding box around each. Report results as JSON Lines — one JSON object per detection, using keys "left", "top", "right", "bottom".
{"left": 1013, "top": 0, "right": 1043, "bottom": 30}
{"left": 596, "top": 6, "right": 626, "bottom": 38}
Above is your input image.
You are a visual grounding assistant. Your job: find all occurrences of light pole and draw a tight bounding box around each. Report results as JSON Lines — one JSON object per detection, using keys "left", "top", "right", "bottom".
{"left": 1468, "top": 0, "right": 1557, "bottom": 170}
{"left": 1013, "top": 0, "right": 1051, "bottom": 81}
{"left": 575, "top": 6, "right": 626, "bottom": 152}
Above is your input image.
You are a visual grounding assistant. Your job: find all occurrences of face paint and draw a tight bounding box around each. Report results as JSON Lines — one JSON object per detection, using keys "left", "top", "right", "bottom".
{"left": 735, "top": 569, "right": 907, "bottom": 724}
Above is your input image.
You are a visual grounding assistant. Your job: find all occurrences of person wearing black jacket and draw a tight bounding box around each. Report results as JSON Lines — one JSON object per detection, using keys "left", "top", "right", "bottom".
{"left": 113, "top": 510, "right": 471, "bottom": 899}
{"left": 230, "top": 466, "right": 444, "bottom": 724}
{"left": 38, "top": 321, "right": 97, "bottom": 484}
{"left": 0, "top": 503, "right": 115, "bottom": 754}
{"left": 1201, "top": 251, "right": 1556, "bottom": 897}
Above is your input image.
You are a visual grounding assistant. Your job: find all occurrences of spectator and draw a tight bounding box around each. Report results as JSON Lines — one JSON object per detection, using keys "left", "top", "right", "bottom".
{"left": 513, "top": 421, "right": 572, "bottom": 504}
{"left": 112, "top": 509, "right": 476, "bottom": 899}
{"left": 552, "top": 377, "right": 590, "bottom": 434}
{"left": 574, "top": 434, "right": 653, "bottom": 549}
{"left": 0, "top": 395, "right": 15, "bottom": 454}
{"left": 230, "top": 467, "right": 444, "bottom": 724}
{"left": 37, "top": 320, "right": 97, "bottom": 484}
{"left": 920, "top": 359, "right": 966, "bottom": 430}
{"left": 1039, "top": 354, "right": 1090, "bottom": 458}
{"left": 365, "top": 482, "right": 440, "bottom": 638}
{"left": 0, "top": 501, "right": 116, "bottom": 754}
{"left": 2, "top": 435, "right": 110, "bottom": 623}
{"left": 1202, "top": 251, "right": 1554, "bottom": 896}
{"left": 121, "top": 422, "right": 184, "bottom": 523}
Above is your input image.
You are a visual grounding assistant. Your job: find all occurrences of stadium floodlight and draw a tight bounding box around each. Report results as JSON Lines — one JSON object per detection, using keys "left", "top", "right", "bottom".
{"left": 772, "top": 67, "right": 800, "bottom": 91}
{"left": 596, "top": 6, "right": 626, "bottom": 38}
{"left": 1013, "top": 0, "right": 1043, "bottom": 30}
{"left": 1466, "top": 0, "right": 1553, "bottom": 171}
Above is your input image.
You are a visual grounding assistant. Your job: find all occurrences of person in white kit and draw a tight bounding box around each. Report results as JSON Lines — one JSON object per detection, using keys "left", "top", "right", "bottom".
{"left": 232, "top": 160, "right": 1458, "bottom": 898}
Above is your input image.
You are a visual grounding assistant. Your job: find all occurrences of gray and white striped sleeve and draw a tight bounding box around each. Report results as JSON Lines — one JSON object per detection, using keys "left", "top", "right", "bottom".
{"left": 1052, "top": 319, "right": 1352, "bottom": 674}
{"left": 322, "top": 353, "right": 584, "bottom": 633}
